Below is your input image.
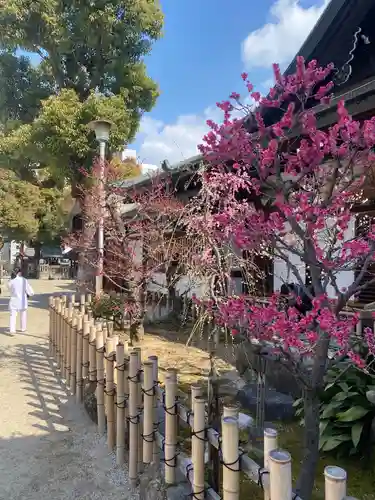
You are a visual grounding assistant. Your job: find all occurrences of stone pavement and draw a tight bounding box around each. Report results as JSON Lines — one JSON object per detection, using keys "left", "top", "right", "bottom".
{"left": 0, "top": 279, "right": 136, "bottom": 500}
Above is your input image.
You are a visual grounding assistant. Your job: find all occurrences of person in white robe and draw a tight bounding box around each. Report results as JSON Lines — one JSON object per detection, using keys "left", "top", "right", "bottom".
{"left": 7, "top": 268, "right": 34, "bottom": 333}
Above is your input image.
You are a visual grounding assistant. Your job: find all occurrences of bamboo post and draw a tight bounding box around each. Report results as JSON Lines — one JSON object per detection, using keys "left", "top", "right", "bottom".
{"left": 164, "top": 369, "right": 178, "bottom": 485}
{"left": 112, "top": 334, "right": 119, "bottom": 431}
{"left": 129, "top": 351, "right": 139, "bottom": 486}
{"left": 191, "top": 384, "right": 203, "bottom": 467}
{"left": 106, "top": 336, "right": 116, "bottom": 451}
{"left": 269, "top": 450, "right": 292, "bottom": 500}
{"left": 55, "top": 296, "right": 60, "bottom": 362}
{"left": 123, "top": 344, "right": 130, "bottom": 441}
{"left": 56, "top": 298, "right": 62, "bottom": 368}
{"left": 108, "top": 319, "right": 114, "bottom": 336}
{"left": 69, "top": 313, "right": 78, "bottom": 394}
{"left": 58, "top": 297, "right": 64, "bottom": 367}
{"left": 80, "top": 293, "right": 86, "bottom": 314}
{"left": 116, "top": 342, "right": 126, "bottom": 465}
{"left": 70, "top": 293, "right": 76, "bottom": 306}
{"left": 103, "top": 325, "right": 108, "bottom": 345}
{"left": 133, "top": 347, "right": 143, "bottom": 473}
{"left": 87, "top": 293, "right": 92, "bottom": 305}
{"left": 263, "top": 428, "right": 278, "bottom": 500}
{"left": 192, "top": 395, "right": 206, "bottom": 500}
{"left": 76, "top": 314, "right": 84, "bottom": 401}
{"left": 60, "top": 301, "right": 67, "bottom": 374}
{"left": 222, "top": 416, "right": 240, "bottom": 500}
{"left": 191, "top": 383, "right": 203, "bottom": 411}
{"left": 143, "top": 360, "right": 154, "bottom": 464}
{"left": 89, "top": 324, "right": 97, "bottom": 383}
{"left": 96, "top": 328, "right": 106, "bottom": 434}
{"left": 66, "top": 302, "right": 73, "bottom": 384}
{"left": 56, "top": 297, "right": 62, "bottom": 369}
{"left": 324, "top": 466, "right": 347, "bottom": 500}
{"left": 49, "top": 296, "right": 54, "bottom": 355}
{"left": 82, "top": 319, "right": 90, "bottom": 381}
{"left": 148, "top": 355, "right": 159, "bottom": 464}
{"left": 223, "top": 403, "right": 240, "bottom": 419}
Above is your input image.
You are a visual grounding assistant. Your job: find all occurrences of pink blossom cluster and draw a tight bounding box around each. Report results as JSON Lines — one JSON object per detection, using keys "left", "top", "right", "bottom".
{"left": 191, "top": 56, "right": 375, "bottom": 366}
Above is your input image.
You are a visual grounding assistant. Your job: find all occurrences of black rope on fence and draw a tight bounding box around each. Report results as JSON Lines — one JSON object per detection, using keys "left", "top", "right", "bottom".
{"left": 104, "top": 353, "right": 115, "bottom": 361}
{"left": 104, "top": 387, "right": 116, "bottom": 396}
{"left": 161, "top": 453, "right": 179, "bottom": 468}
{"left": 141, "top": 386, "right": 155, "bottom": 397}
{"left": 185, "top": 463, "right": 208, "bottom": 498}
{"left": 114, "top": 397, "right": 128, "bottom": 409}
{"left": 220, "top": 449, "right": 246, "bottom": 472}
{"left": 257, "top": 468, "right": 269, "bottom": 489}
{"left": 141, "top": 430, "right": 155, "bottom": 443}
{"left": 126, "top": 414, "right": 140, "bottom": 425}
{"left": 127, "top": 369, "right": 143, "bottom": 383}
{"left": 162, "top": 393, "right": 178, "bottom": 416}
{"left": 190, "top": 428, "right": 208, "bottom": 442}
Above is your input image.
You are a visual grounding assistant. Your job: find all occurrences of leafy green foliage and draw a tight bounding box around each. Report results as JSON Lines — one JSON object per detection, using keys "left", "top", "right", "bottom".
{"left": 0, "top": 0, "right": 163, "bottom": 182}
{"left": 0, "top": 169, "right": 70, "bottom": 242}
{"left": 0, "top": 51, "right": 52, "bottom": 126}
{"left": 294, "top": 363, "right": 375, "bottom": 458}
{"left": 91, "top": 293, "right": 124, "bottom": 330}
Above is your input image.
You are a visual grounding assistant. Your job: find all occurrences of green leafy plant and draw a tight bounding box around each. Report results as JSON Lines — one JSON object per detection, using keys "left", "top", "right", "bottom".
{"left": 294, "top": 362, "right": 375, "bottom": 458}
{"left": 91, "top": 293, "right": 124, "bottom": 330}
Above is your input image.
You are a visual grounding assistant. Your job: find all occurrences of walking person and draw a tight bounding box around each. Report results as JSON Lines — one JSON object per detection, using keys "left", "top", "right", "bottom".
{"left": 8, "top": 267, "right": 34, "bottom": 334}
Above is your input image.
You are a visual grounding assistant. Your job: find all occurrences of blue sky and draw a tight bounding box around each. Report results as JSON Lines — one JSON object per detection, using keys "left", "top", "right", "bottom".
{"left": 130, "top": 0, "right": 329, "bottom": 168}
{"left": 20, "top": 0, "right": 329, "bottom": 168}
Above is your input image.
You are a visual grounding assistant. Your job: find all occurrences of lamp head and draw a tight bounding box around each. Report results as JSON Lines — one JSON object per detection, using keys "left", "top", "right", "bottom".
{"left": 88, "top": 119, "right": 113, "bottom": 143}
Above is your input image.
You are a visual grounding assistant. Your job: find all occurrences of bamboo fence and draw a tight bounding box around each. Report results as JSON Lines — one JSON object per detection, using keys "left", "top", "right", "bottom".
{"left": 49, "top": 293, "right": 357, "bottom": 500}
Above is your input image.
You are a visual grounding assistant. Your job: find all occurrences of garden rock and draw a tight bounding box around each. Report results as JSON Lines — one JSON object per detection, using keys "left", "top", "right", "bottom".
{"left": 236, "top": 383, "right": 295, "bottom": 421}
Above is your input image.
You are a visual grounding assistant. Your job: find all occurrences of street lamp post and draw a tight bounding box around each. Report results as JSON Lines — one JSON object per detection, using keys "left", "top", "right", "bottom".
{"left": 88, "top": 119, "right": 112, "bottom": 296}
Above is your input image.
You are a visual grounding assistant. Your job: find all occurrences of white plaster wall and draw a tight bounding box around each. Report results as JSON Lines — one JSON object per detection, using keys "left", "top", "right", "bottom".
{"left": 327, "top": 215, "right": 355, "bottom": 298}
{"left": 273, "top": 250, "right": 306, "bottom": 292}
{"left": 273, "top": 216, "right": 356, "bottom": 298}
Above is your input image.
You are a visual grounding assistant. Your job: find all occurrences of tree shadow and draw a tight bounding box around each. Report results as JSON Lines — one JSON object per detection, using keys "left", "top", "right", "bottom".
{"left": 0, "top": 340, "right": 134, "bottom": 499}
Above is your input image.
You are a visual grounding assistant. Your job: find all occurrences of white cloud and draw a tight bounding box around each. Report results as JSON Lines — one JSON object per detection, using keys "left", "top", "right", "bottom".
{"left": 242, "top": 0, "right": 329, "bottom": 69}
{"left": 136, "top": 0, "right": 329, "bottom": 167}
{"left": 138, "top": 108, "right": 214, "bottom": 167}
{"left": 137, "top": 100, "right": 258, "bottom": 167}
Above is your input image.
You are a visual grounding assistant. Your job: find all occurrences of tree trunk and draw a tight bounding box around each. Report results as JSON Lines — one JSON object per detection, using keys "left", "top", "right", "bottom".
{"left": 296, "top": 388, "right": 321, "bottom": 500}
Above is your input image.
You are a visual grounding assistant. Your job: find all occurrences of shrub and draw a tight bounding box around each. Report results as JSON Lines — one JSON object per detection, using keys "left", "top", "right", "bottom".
{"left": 91, "top": 293, "right": 124, "bottom": 329}
{"left": 294, "top": 362, "right": 375, "bottom": 458}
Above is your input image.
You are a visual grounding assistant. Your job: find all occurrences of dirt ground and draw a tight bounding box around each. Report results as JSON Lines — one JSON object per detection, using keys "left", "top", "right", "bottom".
{"left": 0, "top": 280, "right": 137, "bottom": 500}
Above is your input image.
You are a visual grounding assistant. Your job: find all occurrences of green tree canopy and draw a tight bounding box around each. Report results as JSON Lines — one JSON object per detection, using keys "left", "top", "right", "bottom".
{"left": 0, "top": 170, "right": 70, "bottom": 243}
{"left": 0, "top": 0, "right": 163, "bottom": 184}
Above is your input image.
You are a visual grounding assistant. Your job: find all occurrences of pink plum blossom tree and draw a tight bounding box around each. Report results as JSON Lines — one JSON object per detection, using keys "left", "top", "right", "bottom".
{"left": 190, "top": 56, "right": 375, "bottom": 499}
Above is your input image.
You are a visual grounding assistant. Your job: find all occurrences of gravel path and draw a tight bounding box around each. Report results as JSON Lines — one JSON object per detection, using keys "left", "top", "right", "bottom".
{"left": 0, "top": 280, "right": 136, "bottom": 500}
